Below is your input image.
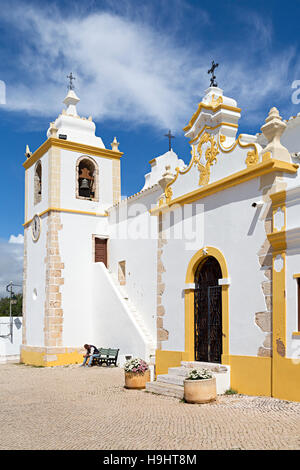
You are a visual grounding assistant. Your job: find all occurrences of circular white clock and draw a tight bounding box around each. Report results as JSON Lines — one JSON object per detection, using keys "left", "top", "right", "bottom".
{"left": 32, "top": 214, "right": 41, "bottom": 241}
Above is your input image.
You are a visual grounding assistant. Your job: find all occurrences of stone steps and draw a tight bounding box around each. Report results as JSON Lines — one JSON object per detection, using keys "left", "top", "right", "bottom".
{"left": 145, "top": 381, "right": 184, "bottom": 399}
{"left": 181, "top": 361, "right": 228, "bottom": 373}
{"left": 147, "top": 362, "right": 231, "bottom": 399}
{"left": 157, "top": 373, "right": 185, "bottom": 386}
{"left": 168, "top": 366, "right": 190, "bottom": 377}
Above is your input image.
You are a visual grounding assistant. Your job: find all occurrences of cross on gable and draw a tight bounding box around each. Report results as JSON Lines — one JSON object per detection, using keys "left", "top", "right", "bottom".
{"left": 164, "top": 130, "right": 175, "bottom": 151}
{"left": 208, "top": 61, "right": 219, "bottom": 87}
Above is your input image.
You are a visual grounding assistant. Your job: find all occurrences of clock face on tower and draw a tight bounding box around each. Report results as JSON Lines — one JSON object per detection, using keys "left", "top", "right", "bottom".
{"left": 32, "top": 214, "right": 41, "bottom": 241}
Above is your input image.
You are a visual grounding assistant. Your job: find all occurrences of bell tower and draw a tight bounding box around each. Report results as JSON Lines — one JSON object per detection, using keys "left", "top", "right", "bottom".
{"left": 21, "top": 82, "right": 123, "bottom": 366}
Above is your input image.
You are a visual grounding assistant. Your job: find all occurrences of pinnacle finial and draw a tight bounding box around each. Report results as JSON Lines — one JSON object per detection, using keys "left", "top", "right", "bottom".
{"left": 63, "top": 88, "right": 80, "bottom": 116}
{"left": 261, "top": 106, "right": 291, "bottom": 162}
{"left": 111, "top": 136, "right": 120, "bottom": 152}
{"left": 25, "top": 145, "right": 32, "bottom": 159}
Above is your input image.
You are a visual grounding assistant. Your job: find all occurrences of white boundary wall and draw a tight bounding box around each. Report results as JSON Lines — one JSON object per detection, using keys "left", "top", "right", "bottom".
{"left": 0, "top": 317, "right": 23, "bottom": 363}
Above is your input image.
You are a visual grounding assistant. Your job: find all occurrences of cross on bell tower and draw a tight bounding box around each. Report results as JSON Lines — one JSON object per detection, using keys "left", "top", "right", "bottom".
{"left": 208, "top": 61, "right": 219, "bottom": 87}
{"left": 164, "top": 129, "right": 175, "bottom": 151}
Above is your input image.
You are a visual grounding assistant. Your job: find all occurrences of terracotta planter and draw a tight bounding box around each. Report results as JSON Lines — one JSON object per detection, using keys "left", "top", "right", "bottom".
{"left": 124, "top": 370, "right": 150, "bottom": 389}
{"left": 184, "top": 377, "right": 217, "bottom": 404}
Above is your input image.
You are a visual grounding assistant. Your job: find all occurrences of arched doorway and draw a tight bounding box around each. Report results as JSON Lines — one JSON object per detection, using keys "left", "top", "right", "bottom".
{"left": 194, "top": 256, "right": 222, "bottom": 363}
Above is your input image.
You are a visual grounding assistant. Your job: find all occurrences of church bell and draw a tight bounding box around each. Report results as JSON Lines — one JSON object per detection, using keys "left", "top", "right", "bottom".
{"left": 80, "top": 178, "right": 90, "bottom": 190}
{"left": 79, "top": 166, "right": 93, "bottom": 198}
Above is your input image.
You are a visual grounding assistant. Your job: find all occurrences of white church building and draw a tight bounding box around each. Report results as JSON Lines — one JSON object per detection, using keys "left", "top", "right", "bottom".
{"left": 21, "top": 82, "right": 300, "bottom": 402}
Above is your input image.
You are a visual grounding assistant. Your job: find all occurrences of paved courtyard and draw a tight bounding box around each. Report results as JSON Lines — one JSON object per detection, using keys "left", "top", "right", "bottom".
{"left": 0, "top": 362, "right": 300, "bottom": 450}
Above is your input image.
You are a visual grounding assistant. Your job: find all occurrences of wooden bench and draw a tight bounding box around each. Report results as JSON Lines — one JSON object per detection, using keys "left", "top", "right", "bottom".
{"left": 92, "top": 348, "right": 119, "bottom": 367}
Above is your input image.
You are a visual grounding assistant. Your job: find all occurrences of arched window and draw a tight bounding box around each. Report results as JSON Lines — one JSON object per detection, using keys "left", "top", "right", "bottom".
{"left": 34, "top": 161, "right": 42, "bottom": 205}
{"left": 76, "top": 156, "right": 98, "bottom": 201}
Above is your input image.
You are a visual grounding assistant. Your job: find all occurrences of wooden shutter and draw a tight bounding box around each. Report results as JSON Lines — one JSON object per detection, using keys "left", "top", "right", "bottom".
{"left": 95, "top": 238, "right": 107, "bottom": 266}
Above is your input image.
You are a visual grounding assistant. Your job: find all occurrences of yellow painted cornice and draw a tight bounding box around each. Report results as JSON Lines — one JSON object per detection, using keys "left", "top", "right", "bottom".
{"left": 151, "top": 159, "right": 298, "bottom": 215}
{"left": 189, "top": 122, "right": 238, "bottom": 144}
{"left": 267, "top": 230, "right": 287, "bottom": 252}
{"left": 269, "top": 189, "right": 286, "bottom": 207}
{"left": 183, "top": 102, "right": 241, "bottom": 133}
{"left": 23, "top": 137, "right": 123, "bottom": 169}
{"left": 24, "top": 207, "right": 108, "bottom": 227}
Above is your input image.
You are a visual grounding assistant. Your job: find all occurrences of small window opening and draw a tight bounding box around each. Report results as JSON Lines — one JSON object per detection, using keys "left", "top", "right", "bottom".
{"left": 118, "top": 261, "right": 126, "bottom": 285}
{"left": 34, "top": 161, "right": 42, "bottom": 205}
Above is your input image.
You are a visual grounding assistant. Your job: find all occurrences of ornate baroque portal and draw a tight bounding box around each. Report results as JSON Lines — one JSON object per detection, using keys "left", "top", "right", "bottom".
{"left": 194, "top": 256, "right": 222, "bottom": 363}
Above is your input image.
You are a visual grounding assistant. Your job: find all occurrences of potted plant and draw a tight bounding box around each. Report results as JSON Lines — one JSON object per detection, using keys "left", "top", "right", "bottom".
{"left": 184, "top": 368, "right": 217, "bottom": 404}
{"left": 124, "top": 358, "right": 150, "bottom": 389}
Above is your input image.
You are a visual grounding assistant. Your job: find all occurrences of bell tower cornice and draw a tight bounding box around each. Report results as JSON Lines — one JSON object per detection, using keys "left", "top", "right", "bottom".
{"left": 23, "top": 137, "right": 123, "bottom": 170}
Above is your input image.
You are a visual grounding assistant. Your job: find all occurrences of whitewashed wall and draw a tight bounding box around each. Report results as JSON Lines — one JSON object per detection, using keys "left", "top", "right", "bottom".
{"left": 284, "top": 185, "right": 300, "bottom": 358}
{"left": 25, "top": 219, "right": 47, "bottom": 347}
{"left": 108, "top": 188, "right": 161, "bottom": 341}
{"left": 59, "top": 212, "right": 109, "bottom": 347}
{"left": 26, "top": 152, "right": 49, "bottom": 221}
{"left": 92, "top": 262, "right": 147, "bottom": 363}
{"left": 161, "top": 177, "right": 268, "bottom": 357}
{"left": 0, "top": 317, "right": 23, "bottom": 362}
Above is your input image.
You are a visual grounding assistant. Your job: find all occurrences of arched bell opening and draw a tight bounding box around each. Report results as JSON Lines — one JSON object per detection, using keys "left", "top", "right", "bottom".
{"left": 76, "top": 156, "right": 99, "bottom": 201}
{"left": 34, "top": 161, "right": 42, "bottom": 205}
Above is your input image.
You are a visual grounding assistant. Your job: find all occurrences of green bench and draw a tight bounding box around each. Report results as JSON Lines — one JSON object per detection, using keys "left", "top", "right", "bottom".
{"left": 93, "top": 348, "right": 119, "bottom": 367}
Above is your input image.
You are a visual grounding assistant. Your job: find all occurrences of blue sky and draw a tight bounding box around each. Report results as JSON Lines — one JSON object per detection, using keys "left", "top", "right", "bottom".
{"left": 0, "top": 0, "right": 300, "bottom": 294}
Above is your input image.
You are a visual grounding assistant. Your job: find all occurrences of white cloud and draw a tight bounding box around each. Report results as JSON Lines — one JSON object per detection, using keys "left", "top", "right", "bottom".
{"left": 0, "top": 238, "right": 23, "bottom": 298}
{"left": 9, "top": 234, "right": 24, "bottom": 244}
{"left": 1, "top": 2, "right": 299, "bottom": 131}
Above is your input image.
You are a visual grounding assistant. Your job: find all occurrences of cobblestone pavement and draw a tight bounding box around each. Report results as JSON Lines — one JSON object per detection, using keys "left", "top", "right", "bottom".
{"left": 1, "top": 362, "right": 300, "bottom": 450}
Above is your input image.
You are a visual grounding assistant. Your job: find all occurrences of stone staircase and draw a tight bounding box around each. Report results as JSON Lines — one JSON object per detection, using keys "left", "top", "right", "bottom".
{"left": 109, "top": 271, "right": 156, "bottom": 360}
{"left": 146, "top": 361, "right": 231, "bottom": 399}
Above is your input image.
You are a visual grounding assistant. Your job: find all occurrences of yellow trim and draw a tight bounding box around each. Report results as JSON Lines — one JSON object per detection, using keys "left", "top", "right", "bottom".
{"left": 270, "top": 185, "right": 288, "bottom": 398}
{"left": 293, "top": 273, "right": 300, "bottom": 279}
{"left": 270, "top": 189, "right": 286, "bottom": 206}
{"left": 267, "top": 230, "right": 286, "bottom": 252}
{"left": 262, "top": 151, "right": 271, "bottom": 162}
{"left": 272, "top": 251, "right": 286, "bottom": 355}
{"left": 155, "top": 350, "right": 188, "bottom": 376}
{"left": 217, "top": 133, "right": 258, "bottom": 155}
{"left": 292, "top": 331, "right": 300, "bottom": 336}
{"left": 151, "top": 160, "right": 298, "bottom": 214}
{"left": 267, "top": 189, "right": 300, "bottom": 401}
{"left": 183, "top": 102, "right": 241, "bottom": 133}
{"left": 156, "top": 351, "right": 300, "bottom": 401}
{"left": 24, "top": 207, "right": 108, "bottom": 227}
{"left": 189, "top": 123, "right": 238, "bottom": 144}
{"left": 271, "top": 356, "right": 300, "bottom": 402}
{"left": 156, "top": 353, "right": 273, "bottom": 397}
{"left": 224, "top": 355, "right": 272, "bottom": 397}
{"left": 270, "top": 190, "right": 286, "bottom": 232}
{"left": 23, "top": 137, "right": 123, "bottom": 170}
{"left": 160, "top": 132, "right": 260, "bottom": 208}
{"left": 20, "top": 346, "right": 84, "bottom": 367}
{"left": 184, "top": 246, "right": 229, "bottom": 361}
